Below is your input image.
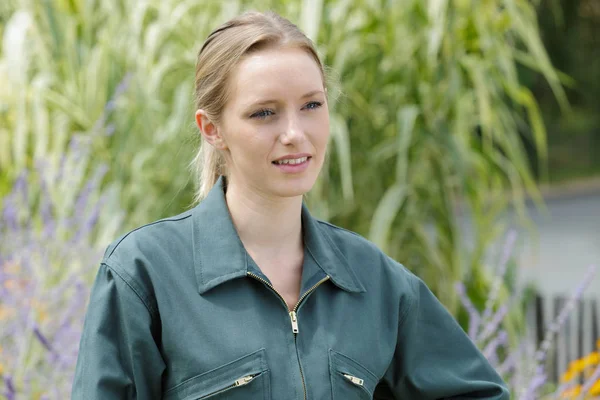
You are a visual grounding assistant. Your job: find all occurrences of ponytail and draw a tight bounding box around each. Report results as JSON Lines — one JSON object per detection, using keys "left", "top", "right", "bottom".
{"left": 191, "top": 140, "right": 225, "bottom": 203}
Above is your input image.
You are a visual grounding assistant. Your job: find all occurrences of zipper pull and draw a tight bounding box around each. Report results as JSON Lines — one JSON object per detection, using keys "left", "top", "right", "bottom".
{"left": 234, "top": 375, "right": 255, "bottom": 386}
{"left": 289, "top": 311, "right": 299, "bottom": 333}
{"left": 343, "top": 374, "right": 364, "bottom": 386}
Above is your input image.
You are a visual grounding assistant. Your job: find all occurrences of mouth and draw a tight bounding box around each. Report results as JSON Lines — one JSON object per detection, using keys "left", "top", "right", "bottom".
{"left": 271, "top": 155, "right": 312, "bottom": 173}
{"left": 272, "top": 156, "right": 311, "bottom": 165}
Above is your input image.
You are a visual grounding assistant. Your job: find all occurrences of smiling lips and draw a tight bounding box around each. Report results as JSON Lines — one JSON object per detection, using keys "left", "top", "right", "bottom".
{"left": 272, "top": 154, "right": 312, "bottom": 173}
{"left": 273, "top": 156, "right": 308, "bottom": 165}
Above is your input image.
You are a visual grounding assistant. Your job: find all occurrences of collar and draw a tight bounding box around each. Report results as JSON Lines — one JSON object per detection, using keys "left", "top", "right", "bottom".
{"left": 192, "top": 176, "right": 365, "bottom": 295}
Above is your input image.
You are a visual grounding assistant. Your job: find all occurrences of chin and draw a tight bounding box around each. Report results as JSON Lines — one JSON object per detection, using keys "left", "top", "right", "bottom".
{"left": 271, "top": 177, "right": 316, "bottom": 198}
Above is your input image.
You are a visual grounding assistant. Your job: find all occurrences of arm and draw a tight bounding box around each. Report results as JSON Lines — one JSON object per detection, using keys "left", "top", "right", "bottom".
{"left": 379, "top": 274, "right": 510, "bottom": 399}
{"left": 71, "top": 263, "right": 165, "bottom": 399}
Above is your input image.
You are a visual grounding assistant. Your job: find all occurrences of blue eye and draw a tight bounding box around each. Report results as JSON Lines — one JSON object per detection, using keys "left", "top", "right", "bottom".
{"left": 250, "top": 109, "right": 274, "bottom": 119}
{"left": 304, "top": 101, "right": 323, "bottom": 110}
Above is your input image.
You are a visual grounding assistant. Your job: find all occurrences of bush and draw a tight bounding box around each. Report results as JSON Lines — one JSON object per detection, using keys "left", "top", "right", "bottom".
{"left": 0, "top": 136, "right": 121, "bottom": 398}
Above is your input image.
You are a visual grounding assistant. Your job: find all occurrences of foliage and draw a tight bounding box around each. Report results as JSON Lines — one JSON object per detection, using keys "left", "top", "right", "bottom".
{"left": 0, "top": 0, "right": 565, "bottom": 316}
{"left": 311, "top": 0, "right": 567, "bottom": 314}
{"left": 456, "top": 238, "right": 600, "bottom": 399}
{"left": 529, "top": 0, "right": 600, "bottom": 182}
{"left": 0, "top": 1, "right": 589, "bottom": 397}
{"left": 0, "top": 136, "right": 120, "bottom": 399}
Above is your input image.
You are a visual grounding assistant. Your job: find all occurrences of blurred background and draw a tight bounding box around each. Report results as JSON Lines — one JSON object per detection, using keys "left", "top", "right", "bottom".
{"left": 0, "top": 0, "right": 598, "bottom": 398}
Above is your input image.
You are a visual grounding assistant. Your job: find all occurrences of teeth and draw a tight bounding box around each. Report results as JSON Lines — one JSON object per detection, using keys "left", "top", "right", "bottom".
{"left": 275, "top": 157, "right": 308, "bottom": 165}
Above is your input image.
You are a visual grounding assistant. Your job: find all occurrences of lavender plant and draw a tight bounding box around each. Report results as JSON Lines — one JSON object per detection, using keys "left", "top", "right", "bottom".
{"left": 456, "top": 232, "right": 600, "bottom": 399}
{"left": 0, "top": 136, "right": 122, "bottom": 399}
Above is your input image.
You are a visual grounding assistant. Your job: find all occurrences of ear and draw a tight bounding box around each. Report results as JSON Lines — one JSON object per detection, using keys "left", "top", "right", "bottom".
{"left": 195, "top": 109, "right": 228, "bottom": 150}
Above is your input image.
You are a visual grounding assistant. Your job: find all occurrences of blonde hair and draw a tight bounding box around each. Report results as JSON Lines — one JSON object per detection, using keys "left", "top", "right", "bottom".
{"left": 191, "top": 11, "right": 327, "bottom": 202}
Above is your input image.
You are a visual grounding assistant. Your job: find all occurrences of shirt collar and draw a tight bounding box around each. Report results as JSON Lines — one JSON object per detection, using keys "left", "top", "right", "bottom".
{"left": 192, "top": 176, "right": 365, "bottom": 295}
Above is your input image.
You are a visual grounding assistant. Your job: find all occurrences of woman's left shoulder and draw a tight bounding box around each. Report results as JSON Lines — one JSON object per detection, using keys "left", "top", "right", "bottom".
{"left": 314, "top": 219, "right": 416, "bottom": 289}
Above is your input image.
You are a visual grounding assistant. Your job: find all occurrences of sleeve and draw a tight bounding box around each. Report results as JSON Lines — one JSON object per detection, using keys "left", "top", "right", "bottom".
{"left": 71, "top": 263, "right": 165, "bottom": 399}
{"left": 379, "top": 274, "right": 510, "bottom": 399}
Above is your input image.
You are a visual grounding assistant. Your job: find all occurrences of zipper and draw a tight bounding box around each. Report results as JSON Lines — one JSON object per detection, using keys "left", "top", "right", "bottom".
{"left": 247, "top": 272, "right": 330, "bottom": 400}
{"left": 342, "top": 373, "right": 371, "bottom": 396}
{"left": 343, "top": 373, "right": 364, "bottom": 386}
{"left": 197, "top": 374, "right": 257, "bottom": 399}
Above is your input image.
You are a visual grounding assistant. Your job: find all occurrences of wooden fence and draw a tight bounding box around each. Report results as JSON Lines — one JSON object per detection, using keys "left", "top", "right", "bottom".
{"left": 529, "top": 294, "right": 599, "bottom": 383}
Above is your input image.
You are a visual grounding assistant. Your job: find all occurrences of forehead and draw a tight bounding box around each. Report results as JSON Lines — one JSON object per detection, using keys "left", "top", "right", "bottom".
{"left": 228, "top": 47, "right": 324, "bottom": 103}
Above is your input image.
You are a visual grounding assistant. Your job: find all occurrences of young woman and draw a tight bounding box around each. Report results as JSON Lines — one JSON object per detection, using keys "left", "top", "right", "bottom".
{"left": 72, "top": 11, "right": 510, "bottom": 400}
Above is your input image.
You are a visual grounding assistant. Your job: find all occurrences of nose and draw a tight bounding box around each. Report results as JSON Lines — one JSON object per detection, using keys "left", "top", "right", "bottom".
{"left": 280, "top": 113, "right": 306, "bottom": 145}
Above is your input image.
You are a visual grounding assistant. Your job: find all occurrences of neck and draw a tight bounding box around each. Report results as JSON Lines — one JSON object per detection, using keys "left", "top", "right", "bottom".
{"left": 224, "top": 178, "right": 304, "bottom": 259}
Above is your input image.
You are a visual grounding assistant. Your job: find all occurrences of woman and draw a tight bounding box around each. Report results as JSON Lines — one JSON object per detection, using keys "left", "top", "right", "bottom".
{"left": 72, "top": 11, "right": 510, "bottom": 400}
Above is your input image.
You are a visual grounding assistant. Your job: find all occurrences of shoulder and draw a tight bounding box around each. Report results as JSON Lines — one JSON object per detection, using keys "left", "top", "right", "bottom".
{"left": 314, "top": 219, "right": 417, "bottom": 293}
{"left": 99, "top": 209, "right": 195, "bottom": 289}
{"left": 103, "top": 209, "right": 193, "bottom": 262}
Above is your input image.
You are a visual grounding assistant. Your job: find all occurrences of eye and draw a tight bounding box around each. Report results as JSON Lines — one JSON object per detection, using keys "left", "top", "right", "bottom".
{"left": 303, "top": 101, "right": 323, "bottom": 110}
{"left": 250, "top": 109, "right": 274, "bottom": 119}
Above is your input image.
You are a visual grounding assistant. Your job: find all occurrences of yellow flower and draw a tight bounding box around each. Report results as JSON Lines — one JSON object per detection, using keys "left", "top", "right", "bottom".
{"left": 583, "top": 352, "right": 599, "bottom": 367}
{"left": 590, "top": 380, "right": 600, "bottom": 396}
{"left": 561, "top": 368, "right": 577, "bottom": 383}
{"left": 0, "top": 362, "right": 4, "bottom": 376}
{"left": 561, "top": 349, "right": 600, "bottom": 384}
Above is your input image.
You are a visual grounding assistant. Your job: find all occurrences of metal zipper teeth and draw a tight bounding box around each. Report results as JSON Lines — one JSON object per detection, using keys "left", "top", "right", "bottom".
{"left": 246, "top": 272, "right": 330, "bottom": 319}
{"left": 296, "top": 334, "right": 307, "bottom": 400}
{"left": 293, "top": 275, "right": 331, "bottom": 313}
{"left": 291, "top": 276, "right": 330, "bottom": 400}
{"left": 246, "top": 272, "right": 288, "bottom": 308}
{"left": 246, "top": 272, "right": 330, "bottom": 400}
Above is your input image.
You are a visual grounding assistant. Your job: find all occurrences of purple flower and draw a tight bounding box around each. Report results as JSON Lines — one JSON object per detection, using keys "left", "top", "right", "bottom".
{"left": 455, "top": 281, "right": 481, "bottom": 340}
{"left": 477, "top": 303, "right": 509, "bottom": 344}
{"left": 481, "top": 230, "right": 516, "bottom": 323}
{"left": 0, "top": 134, "right": 117, "bottom": 398}
{"left": 4, "top": 376, "right": 15, "bottom": 400}
{"left": 456, "top": 229, "right": 599, "bottom": 399}
{"left": 33, "top": 325, "right": 54, "bottom": 352}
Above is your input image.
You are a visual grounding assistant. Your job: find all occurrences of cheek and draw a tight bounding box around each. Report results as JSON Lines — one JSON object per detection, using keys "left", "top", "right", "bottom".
{"left": 312, "top": 115, "right": 330, "bottom": 148}
{"left": 231, "top": 128, "right": 276, "bottom": 162}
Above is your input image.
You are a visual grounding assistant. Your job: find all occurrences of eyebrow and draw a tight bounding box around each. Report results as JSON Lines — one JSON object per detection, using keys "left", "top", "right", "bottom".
{"left": 301, "top": 89, "right": 325, "bottom": 98}
{"left": 249, "top": 90, "right": 325, "bottom": 107}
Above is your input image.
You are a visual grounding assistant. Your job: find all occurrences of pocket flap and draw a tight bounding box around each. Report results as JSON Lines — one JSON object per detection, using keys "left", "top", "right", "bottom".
{"left": 329, "top": 349, "right": 379, "bottom": 395}
{"left": 164, "top": 348, "right": 268, "bottom": 400}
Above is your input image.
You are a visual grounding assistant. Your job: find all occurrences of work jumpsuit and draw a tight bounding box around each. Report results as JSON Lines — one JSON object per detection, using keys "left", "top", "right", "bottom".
{"left": 72, "top": 177, "right": 510, "bottom": 399}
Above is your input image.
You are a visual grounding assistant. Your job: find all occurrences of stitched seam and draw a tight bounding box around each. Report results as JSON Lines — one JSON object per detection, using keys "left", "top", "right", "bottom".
{"left": 106, "top": 214, "right": 192, "bottom": 259}
{"left": 163, "top": 348, "right": 267, "bottom": 395}
{"left": 198, "top": 236, "right": 204, "bottom": 286}
{"left": 317, "top": 224, "right": 364, "bottom": 291}
{"left": 203, "top": 271, "right": 247, "bottom": 288}
{"left": 397, "top": 275, "right": 416, "bottom": 329}
{"left": 331, "top": 350, "right": 379, "bottom": 382}
{"left": 305, "top": 245, "right": 329, "bottom": 278}
{"left": 316, "top": 219, "right": 361, "bottom": 237}
{"left": 102, "top": 261, "right": 158, "bottom": 318}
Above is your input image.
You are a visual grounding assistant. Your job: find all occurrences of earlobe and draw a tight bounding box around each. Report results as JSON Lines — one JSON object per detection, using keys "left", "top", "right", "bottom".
{"left": 195, "top": 109, "right": 227, "bottom": 150}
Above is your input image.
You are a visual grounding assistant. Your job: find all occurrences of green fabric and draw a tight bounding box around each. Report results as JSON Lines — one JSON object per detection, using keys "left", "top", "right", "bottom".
{"left": 72, "top": 177, "right": 509, "bottom": 399}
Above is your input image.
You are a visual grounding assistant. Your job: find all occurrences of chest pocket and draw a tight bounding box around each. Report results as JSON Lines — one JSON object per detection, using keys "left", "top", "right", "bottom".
{"left": 163, "top": 348, "right": 270, "bottom": 400}
{"left": 329, "top": 349, "right": 379, "bottom": 400}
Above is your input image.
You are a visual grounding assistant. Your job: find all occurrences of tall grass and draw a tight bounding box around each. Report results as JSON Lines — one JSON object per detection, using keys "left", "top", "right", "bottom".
{"left": 0, "top": 0, "right": 566, "bottom": 315}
